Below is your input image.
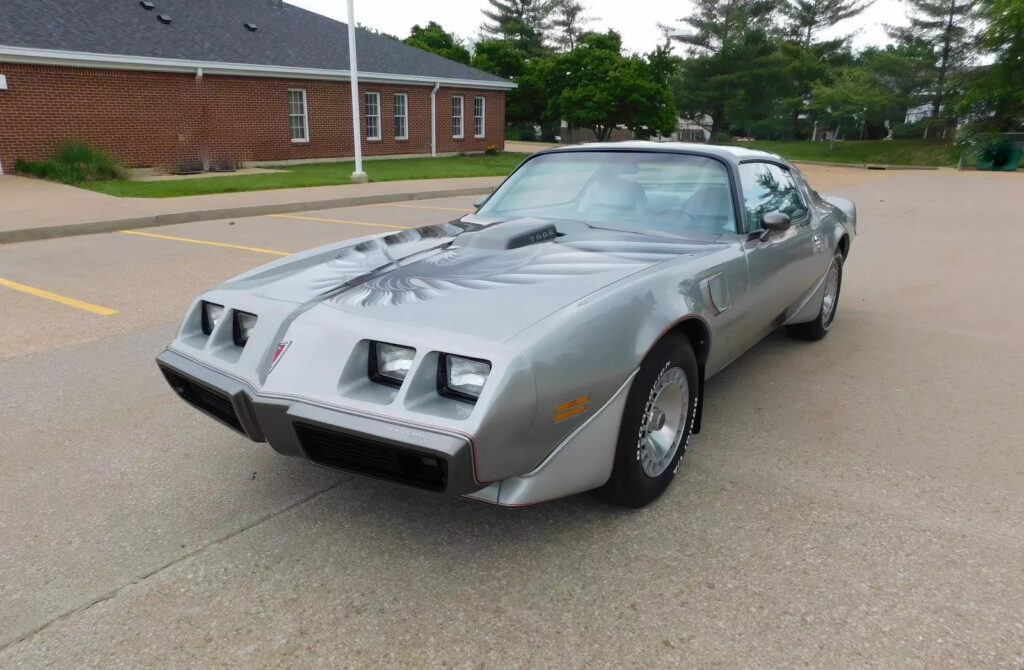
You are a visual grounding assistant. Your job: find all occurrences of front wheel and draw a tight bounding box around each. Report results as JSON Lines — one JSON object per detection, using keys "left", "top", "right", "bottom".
{"left": 600, "top": 334, "right": 698, "bottom": 508}
{"left": 787, "top": 252, "right": 843, "bottom": 341}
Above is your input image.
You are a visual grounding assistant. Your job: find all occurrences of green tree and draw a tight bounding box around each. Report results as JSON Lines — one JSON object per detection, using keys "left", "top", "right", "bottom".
{"left": 546, "top": 31, "right": 677, "bottom": 140}
{"left": 785, "top": 0, "right": 873, "bottom": 47}
{"left": 471, "top": 39, "right": 549, "bottom": 127}
{"left": 959, "top": 0, "right": 1024, "bottom": 130}
{"left": 888, "top": 0, "right": 980, "bottom": 119}
{"left": 549, "top": 0, "right": 593, "bottom": 51}
{"left": 481, "top": 0, "right": 554, "bottom": 55}
{"left": 404, "top": 22, "right": 471, "bottom": 64}
{"left": 811, "top": 66, "right": 900, "bottom": 138}
{"left": 669, "top": 0, "right": 785, "bottom": 133}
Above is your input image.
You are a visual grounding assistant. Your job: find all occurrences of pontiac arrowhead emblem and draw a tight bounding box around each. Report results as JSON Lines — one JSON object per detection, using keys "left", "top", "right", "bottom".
{"left": 269, "top": 341, "right": 291, "bottom": 372}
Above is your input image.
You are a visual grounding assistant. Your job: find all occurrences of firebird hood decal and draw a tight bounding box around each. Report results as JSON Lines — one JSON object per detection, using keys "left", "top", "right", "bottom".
{"left": 331, "top": 238, "right": 702, "bottom": 308}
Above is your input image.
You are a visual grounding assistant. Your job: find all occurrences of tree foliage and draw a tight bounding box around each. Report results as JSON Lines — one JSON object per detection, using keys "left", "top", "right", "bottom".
{"left": 959, "top": 0, "right": 1024, "bottom": 130}
{"left": 480, "top": 0, "right": 554, "bottom": 55}
{"left": 784, "top": 0, "right": 873, "bottom": 47}
{"left": 887, "top": 0, "right": 980, "bottom": 119}
{"left": 549, "top": 0, "right": 594, "bottom": 51}
{"left": 404, "top": 22, "right": 471, "bottom": 65}
{"left": 545, "top": 31, "right": 677, "bottom": 140}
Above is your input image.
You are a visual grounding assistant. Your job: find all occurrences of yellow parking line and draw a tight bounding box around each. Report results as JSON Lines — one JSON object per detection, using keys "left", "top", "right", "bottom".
{"left": 119, "top": 230, "right": 290, "bottom": 255}
{"left": 372, "top": 203, "right": 472, "bottom": 213}
{"left": 267, "top": 214, "right": 409, "bottom": 229}
{"left": 0, "top": 277, "right": 119, "bottom": 316}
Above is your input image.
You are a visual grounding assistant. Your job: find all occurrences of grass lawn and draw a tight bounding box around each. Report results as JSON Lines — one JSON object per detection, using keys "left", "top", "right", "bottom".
{"left": 720, "top": 140, "right": 961, "bottom": 167}
{"left": 84, "top": 153, "right": 529, "bottom": 198}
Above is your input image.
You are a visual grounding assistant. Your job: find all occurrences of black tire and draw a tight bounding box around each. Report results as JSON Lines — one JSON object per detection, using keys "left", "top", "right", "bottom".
{"left": 786, "top": 252, "right": 843, "bottom": 342}
{"left": 600, "top": 334, "right": 699, "bottom": 508}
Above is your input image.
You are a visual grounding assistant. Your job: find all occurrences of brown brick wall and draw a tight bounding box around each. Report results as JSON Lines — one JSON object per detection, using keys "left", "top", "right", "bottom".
{"left": 0, "top": 62, "right": 506, "bottom": 173}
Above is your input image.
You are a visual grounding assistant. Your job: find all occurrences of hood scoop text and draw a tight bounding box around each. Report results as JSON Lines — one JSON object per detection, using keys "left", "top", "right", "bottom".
{"left": 461, "top": 218, "right": 561, "bottom": 250}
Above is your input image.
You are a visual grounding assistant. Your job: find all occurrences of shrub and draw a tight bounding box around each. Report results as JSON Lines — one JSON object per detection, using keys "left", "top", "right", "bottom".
{"left": 889, "top": 121, "right": 927, "bottom": 140}
{"left": 15, "top": 143, "right": 126, "bottom": 184}
{"left": 484, "top": 144, "right": 501, "bottom": 156}
{"left": 978, "top": 138, "right": 1016, "bottom": 167}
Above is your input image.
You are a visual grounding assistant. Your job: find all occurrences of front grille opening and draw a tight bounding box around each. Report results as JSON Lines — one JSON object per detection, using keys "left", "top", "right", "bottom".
{"left": 159, "top": 365, "right": 243, "bottom": 434}
{"left": 294, "top": 422, "right": 447, "bottom": 492}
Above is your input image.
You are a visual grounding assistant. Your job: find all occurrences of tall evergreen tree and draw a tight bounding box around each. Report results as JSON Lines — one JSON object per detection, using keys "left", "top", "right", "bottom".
{"left": 670, "top": 0, "right": 784, "bottom": 133}
{"left": 888, "top": 0, "right": 980, "bottom": 119}
{"left": 959, "top": 0, "right": 1024, "bottom": 130}
{"left": 785, "top": 0, "right": 873, "bottom": 47}
{"left": 480, "top": 0, "right": 554, "bottom": 55}
{"left": 549, "top": 0, "right": 593, "bottom": 51}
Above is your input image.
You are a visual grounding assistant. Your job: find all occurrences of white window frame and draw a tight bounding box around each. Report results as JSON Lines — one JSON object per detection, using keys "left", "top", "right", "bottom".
{"left": 452, "top": 95, "right": 464, "bottom": 139}
{"left": 394, "top": 93, "right": 408, "bottom": 140}
{"left": 365, "top": 91, "right": 381, "bottom": 141}
{"left": 288, "top": 88, "right": 309, "bottom": 143}
{"left": 473, "top": 96, "right": 486, "bottom": 138}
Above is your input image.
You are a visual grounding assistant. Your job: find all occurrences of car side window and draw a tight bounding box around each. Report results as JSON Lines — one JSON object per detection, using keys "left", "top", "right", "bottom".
{"left": 738, "top": 162, "right": 808, "bottom": 230}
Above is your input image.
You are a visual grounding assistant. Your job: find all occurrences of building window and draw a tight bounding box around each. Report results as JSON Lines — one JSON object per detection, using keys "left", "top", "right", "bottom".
{"left": 288, "top": 89, "right": 309, "bottom": 143}
{"left": 474, "top": 96, "right": 486, "bottom": 138}
{"left": 365, "top": 91, "right": 381, "bottom": 141}
{"left": 394, "top": 93, "right": 408, "bottom": 140}
{"left": 452, "top": 95, "right": 464, "bottom": 139}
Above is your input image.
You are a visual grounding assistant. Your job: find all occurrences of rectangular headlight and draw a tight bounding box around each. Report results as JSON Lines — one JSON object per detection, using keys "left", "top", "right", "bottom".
{"left": 201, "top": 301, "right": 225, "bottom": 335}
{"left": 370, "top": 342, "right": 416, "bottom": 387}
{"left": 233, "top": 311, "right": 258, "bottom": 346}
{"left": 440, "top": 354, "right": 491, "bottom": 403}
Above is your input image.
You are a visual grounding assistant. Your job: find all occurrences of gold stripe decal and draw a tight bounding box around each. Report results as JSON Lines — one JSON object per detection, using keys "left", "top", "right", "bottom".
{"left": 554, "top": 394, "right": 590, "bottom": 421}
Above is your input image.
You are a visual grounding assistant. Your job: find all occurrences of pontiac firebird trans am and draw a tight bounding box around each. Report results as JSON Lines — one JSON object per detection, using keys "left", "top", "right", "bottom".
{"left": 157, "top": 142, "right": 856, "bottom": 507}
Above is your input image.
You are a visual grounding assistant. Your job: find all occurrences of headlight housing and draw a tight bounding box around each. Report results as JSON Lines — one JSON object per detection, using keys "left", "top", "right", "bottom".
{"left": 233, "top": 311, "right": 258, "bottom": 346}
{"left": 369, "top": 342, "right": 416, "bottom": 387}
{"left": 439, "top": 354, "right": 491, "bottom": 403}
{"left": 201, "top": 301, "right": 225, "bottom": 335}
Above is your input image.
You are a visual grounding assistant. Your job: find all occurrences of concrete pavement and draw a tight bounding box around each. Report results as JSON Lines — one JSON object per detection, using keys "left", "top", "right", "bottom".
{"left": 2, "top": 172, "right": 1023, "bottom": 668}
{"left": 0, "top": 175, "right": 503, "bottom": 244}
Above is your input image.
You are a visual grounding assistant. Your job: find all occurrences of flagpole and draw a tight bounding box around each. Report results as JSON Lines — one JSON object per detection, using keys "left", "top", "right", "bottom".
{"left": 347, "top": 0, "right": 367, "bottom": 182}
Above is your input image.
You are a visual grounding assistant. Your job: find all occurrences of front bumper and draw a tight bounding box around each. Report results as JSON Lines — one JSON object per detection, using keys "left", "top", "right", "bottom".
{"left": 156, "top": 349, "right": 480, "bottom": 496}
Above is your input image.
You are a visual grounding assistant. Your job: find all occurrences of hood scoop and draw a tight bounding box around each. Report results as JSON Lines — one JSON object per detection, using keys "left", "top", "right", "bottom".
{"left": 461, "top": 218, "right": 560, "bottom": 250}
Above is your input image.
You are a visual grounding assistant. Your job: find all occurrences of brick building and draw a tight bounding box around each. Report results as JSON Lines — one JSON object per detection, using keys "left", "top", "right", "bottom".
{"left": 0, "top": 0, "right": 513, "bottom": 174}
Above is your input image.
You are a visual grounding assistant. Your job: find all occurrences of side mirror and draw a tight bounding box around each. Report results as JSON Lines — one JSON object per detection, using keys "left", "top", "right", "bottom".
{"left": 761, "top": 212, "right": 791, "bottom": 232}
{"left": 473, "top": 194, "right": 490, "bottom": 209}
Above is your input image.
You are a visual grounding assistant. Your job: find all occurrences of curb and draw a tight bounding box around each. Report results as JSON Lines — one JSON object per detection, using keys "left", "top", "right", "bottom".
{"left": 793, "top": 160, "right": 941, "bottom": 171}
{"left": 0, "top": 185, "right": 495, "bottom": 245}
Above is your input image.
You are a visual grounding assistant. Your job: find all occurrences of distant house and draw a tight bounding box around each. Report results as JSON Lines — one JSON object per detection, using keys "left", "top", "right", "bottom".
{"left": 905, "top": 104, "right": 933, "bottom": 124}
{"left": 0, "top": 0, "right": 514, "bottom": 173}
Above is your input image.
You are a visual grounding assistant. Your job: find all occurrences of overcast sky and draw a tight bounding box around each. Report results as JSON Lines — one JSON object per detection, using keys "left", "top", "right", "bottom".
{"left": 289, "top": 0, "right": 908, "bottom": 55}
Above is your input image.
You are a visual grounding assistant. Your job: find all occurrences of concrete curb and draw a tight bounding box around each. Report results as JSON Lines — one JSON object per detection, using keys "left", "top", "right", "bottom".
{"left": 0, "top": 185, "right": 494, "bottom": 245}
{"left": 793, "top": 160, "right": 941, "bottom": 171}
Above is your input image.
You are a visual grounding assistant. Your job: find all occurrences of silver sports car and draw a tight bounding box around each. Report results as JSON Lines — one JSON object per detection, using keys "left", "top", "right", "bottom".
{"left": 157, "top": 142, "right": 855, "bottom": 507}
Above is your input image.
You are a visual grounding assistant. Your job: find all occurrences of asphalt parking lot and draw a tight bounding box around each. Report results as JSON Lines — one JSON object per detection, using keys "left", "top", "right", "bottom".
{"left": 1, "top": 167, "right": 1023, "bottom": 668}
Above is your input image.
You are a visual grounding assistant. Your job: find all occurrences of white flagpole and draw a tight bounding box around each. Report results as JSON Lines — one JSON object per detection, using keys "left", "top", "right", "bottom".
{"left": 347, "top": 0, "right": 367, "bottom": 182}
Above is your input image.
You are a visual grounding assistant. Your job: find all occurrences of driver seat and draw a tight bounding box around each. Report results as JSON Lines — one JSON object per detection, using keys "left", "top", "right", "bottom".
{"left": 683, "top": 185, "right": 735, "bottom": 233}
{"left": 580, "top": 176, "right": 648, "bottom": 222}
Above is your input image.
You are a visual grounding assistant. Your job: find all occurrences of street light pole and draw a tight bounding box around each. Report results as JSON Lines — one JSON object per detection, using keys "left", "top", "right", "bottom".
{"left": 347, "top": 0, "right": 367, "bottom": 183}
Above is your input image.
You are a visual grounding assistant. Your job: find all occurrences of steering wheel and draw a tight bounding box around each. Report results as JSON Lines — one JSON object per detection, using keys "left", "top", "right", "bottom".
{"left": 649, "top": 206, "right": 699, "bottom": 231}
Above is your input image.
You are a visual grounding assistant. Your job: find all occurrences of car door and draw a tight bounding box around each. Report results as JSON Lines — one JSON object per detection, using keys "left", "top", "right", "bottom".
{"left": 737, "top": 161, "right": 823, "bottom": 332}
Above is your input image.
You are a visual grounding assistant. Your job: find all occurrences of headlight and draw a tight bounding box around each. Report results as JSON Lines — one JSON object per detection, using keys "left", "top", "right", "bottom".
{"left": 439, "top": 354, "right": 491, "bottom": 403}
{"left": 370, "top": 342, "right": 416, "bottom": 387}
{"left": 201, "top": 301, "right": 225, "bottom": 334}
{"left": 233, "top": 311, "right": 258, "bottom": 346}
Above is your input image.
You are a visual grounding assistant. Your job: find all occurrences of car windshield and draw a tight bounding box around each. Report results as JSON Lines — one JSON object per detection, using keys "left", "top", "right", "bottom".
{"left": 478, "top": 151, "right": 737, "bottom": 236}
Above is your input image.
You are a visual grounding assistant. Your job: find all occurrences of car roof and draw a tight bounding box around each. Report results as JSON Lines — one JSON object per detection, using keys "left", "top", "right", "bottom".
{"left": 536, "top": 141, "right": 788, "bottom": 167}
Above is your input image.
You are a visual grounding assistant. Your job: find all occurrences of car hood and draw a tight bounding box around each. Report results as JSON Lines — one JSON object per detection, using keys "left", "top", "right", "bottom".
{"left": 221, "top": 218, "right": 721, "bottom": 341}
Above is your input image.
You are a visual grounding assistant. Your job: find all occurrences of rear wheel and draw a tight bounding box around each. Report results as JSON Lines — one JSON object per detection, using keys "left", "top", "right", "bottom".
{"left": 787, "top": 252, "right": 843, "bottom": 341}
{"left": 601, "top": 334, "right": 698, "bottom": 508}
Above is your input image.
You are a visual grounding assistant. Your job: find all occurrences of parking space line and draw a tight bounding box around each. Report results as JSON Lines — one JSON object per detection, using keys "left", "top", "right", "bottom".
{"left": 266, "top": 214, "right": 410, "bottom": 229}
{"left": 372, "top": 203, "right": 472, "bottom": 213}
{"left": 118, "top": 230, "right": 290, "bottom": 255}
{"left": 0, "top": 277, "right": 119, "bottom": 315}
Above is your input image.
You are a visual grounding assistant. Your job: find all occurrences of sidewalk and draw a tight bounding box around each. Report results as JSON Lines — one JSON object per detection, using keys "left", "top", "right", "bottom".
{"left": 0, "top": 175, "right": 503, "bottom": 244}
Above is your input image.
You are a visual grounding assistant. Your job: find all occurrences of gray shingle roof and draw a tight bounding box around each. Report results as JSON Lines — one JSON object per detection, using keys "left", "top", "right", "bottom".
{"left": 0, "top": 0, "right": 510, "bottom": 85}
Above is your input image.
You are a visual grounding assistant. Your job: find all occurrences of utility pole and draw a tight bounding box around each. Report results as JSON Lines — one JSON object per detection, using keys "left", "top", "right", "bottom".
{"left": 347, "top": 0, "right": 367, "bottom": 183}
